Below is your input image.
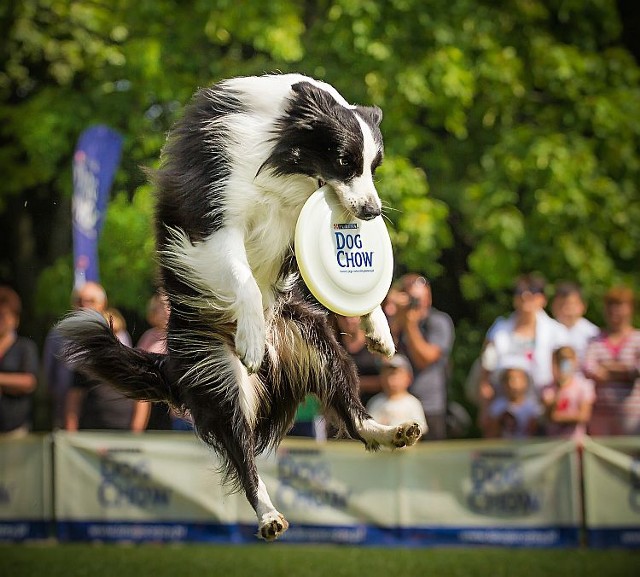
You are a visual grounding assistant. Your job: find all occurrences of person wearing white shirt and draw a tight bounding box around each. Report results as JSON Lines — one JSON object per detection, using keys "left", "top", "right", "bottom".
{"left": 477, "top": 274, "right": 570, "bottom": 409}
{"left": 366, "top": 354, "right": 428, "bottom": 434}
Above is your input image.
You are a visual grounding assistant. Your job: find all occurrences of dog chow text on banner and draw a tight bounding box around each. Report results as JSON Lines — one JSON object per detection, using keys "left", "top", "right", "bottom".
{"left": 54, "top": 433, "right": 580, "bottom": 546}
{"left": 260, "top": 438, "right": 581, "bottom": 546}
{"left": 54, "top": 432, "right": 248, "bottom": 543}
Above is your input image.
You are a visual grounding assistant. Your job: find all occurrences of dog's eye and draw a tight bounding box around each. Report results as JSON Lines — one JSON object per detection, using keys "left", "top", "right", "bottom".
{"left": 338, "top": 157, "right": 350, "bottom": 167}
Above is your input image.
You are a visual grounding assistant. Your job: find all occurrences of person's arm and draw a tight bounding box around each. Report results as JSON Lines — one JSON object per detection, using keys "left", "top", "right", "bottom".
{"left": 402, "top": 314, "right": 443, "bottom": 371}
{"left": 480, "top": 413, "right": 501, "bottom": 438}
{"left": 130, "top": 401, "right": 151, "bottom": 432}
{"left": 0, "top": 338, "right": 39, "bottom": 395}
{"left": 0, "top": 372, "right": 37, "bottom": 394}
{"left": 64, "top": 387, "right": 85, "bottom": 431}
{"left": 549, "top": 397, "right": 594, "bottom": 425}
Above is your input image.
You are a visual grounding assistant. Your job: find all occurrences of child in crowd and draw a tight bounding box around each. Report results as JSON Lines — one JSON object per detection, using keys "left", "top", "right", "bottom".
{"left": 480, "top": 361, "right": 541, "bottom": 439}
{"left": 366, "top": 354, "right": 428, "bottom": 433}
{"left": 551, "top": 282, "right": 599, "bottom": 364}
{"left": 541, "top": 346, "right": 595, "bottom": 440}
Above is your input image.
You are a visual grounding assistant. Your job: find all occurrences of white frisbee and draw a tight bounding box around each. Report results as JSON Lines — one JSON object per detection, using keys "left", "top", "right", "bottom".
{"left": 295, "top": 185, "right": 394, "bottom": 317}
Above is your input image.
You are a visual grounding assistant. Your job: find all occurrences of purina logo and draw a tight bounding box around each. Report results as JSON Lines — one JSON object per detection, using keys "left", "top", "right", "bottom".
{"left": 334, "top": 223, "right": 358, "bottom": 230}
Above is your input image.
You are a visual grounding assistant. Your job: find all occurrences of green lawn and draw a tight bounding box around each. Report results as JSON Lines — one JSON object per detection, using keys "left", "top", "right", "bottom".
{"left": 1, "top": 544, "right": 638, "bottom": 577}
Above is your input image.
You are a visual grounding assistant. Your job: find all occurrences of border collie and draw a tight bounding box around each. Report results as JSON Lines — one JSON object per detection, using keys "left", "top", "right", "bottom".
{"left": 57, "top": 73, "right": 423, "bottom": 540}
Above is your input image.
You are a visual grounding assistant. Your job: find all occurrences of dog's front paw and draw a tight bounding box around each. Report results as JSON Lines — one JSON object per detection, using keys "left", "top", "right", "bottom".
{"left": 392, "top": 421, "right": 424, "bottom": 448}
{"left": 235, "top": 317, "right": 265, "bottom": 373}
{"left": 362, "top": 306, "right": 395, "bottom": 357}
{"left": 258, "top": 512, "right": 289, "bottom": 541}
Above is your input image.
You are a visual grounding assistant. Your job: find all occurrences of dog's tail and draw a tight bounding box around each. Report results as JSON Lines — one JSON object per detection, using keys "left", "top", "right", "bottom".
{"left": 56, "top": 310, "right": 177, "bottom": 405}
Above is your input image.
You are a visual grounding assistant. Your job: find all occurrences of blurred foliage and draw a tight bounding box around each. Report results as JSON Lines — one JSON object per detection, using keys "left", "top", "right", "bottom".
{"left": 2, "top": 0, "right": 640, "bottom": 410}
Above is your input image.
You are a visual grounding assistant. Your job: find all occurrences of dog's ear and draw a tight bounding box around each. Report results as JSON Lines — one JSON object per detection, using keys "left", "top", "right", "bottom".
{"left": 290, "top": 81, "right": 341, "bottom": 129}
{"left": 356, "top": 105, "right": 383, "bottom": 127}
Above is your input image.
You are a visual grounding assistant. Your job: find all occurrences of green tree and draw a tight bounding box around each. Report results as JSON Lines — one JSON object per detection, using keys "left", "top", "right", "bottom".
{"left": 2, "top": 0, "right": 639, "bottom": 421}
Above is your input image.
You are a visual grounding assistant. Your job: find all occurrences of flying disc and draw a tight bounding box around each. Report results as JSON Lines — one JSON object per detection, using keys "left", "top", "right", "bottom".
{"left": 295, "top": 185, "right": 394, "bottom": 317}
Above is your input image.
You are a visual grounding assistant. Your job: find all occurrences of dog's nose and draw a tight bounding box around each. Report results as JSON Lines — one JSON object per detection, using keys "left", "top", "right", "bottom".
{"left": 358, "top": 202, "right": 381, "bottom": 220}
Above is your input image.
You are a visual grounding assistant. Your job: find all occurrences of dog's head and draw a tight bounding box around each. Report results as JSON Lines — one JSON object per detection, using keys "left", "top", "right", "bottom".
{"left": 261, "top": 81, "right": 384, "bottom": 220}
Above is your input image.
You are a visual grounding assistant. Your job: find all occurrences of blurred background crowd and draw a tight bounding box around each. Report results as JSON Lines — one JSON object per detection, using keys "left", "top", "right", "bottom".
{"left": 1, "top": 273, "right": 637, "bottom": 443}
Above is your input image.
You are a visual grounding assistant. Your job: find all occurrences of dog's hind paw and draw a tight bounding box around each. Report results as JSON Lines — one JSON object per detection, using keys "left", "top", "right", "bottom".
{"left": 392, "top": 421, "right": 424, "bottom": 447}
{"left": 258, "top": 512, "right": 289, "bottom": 541}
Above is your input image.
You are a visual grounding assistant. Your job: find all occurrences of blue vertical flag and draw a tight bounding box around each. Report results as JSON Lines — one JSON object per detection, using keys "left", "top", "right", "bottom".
{"left": 72, "top": 125, "right": 123, "bottom": 287}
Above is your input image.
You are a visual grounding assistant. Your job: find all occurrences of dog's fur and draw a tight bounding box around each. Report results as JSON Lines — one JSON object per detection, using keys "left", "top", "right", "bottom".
{"left": 57, "top": 74, "right": 423, "bottom": 540}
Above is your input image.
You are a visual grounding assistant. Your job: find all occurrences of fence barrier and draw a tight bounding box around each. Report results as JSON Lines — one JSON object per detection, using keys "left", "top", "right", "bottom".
{"left": 1, "top": 432, "right": 638, "bottom": 547}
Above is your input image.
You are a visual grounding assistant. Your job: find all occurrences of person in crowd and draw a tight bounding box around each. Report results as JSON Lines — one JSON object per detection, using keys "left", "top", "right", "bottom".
{"left": 333, "top": 314, "right": 382, "bottom": 406}
{"left": 541, "top": 346, "right": 595, "bottom": 440}
{"left": 583, "top": 286, "right": 640, "bottom": 436}
{"left": 384, "top": 274, "right": 454, "bottom": 440}
{"left": 287, "top": 395, "right": 326, "bottom": 441}
{"left": 136, "top": 292, "right": 169, "bottom": 354}
{"left": 136, "top": 292, "right": 174, "bottom": 430}
{"left": 0, "top": 286, "right": 39, "bottom": 437}
{"left": 104, "top": 307, "right": 132, "bottom": 347}
{"left": 64, "top": 282, "right": 149, "bottom": 432}
{"left": 477, "top": 273, "right": 569, "bottom": 408}
{"left": 480, "top": 359, "right": 541, "bottom": 439}
{"left": 551, "top": 281, "right": 599, "bottom": 364}
{"left": 43, "top": 281, "right": 110, "bottom": 429}
{"left": 366, "top": 353, "right": 428, "bottom": 432}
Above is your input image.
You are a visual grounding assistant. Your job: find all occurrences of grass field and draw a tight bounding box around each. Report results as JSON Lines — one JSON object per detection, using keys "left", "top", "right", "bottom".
{"left": 1, "top": 544, "right": 638, "bottom": 577}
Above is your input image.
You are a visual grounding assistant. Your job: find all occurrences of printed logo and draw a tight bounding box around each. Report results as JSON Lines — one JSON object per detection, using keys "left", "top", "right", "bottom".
{"left": 72, "top": 152, "right": 101, "bottom": 238}
{"left": 467, "top": 451, "right": 541, "bottom": 517}
{"left": 97, "top": 449, "right": 171, "bottom": 509}
{"left": 276, "top": 450, "right": 351, "bottom": 510}
{"left": 333, "top": 229, "right": 374, "bottom": 272}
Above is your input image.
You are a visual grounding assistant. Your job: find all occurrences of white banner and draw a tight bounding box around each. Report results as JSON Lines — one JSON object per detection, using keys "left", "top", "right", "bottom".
{"left": 264, "top": 438, "right": 580, "bottom": 546}
{"left": 583, "top": 437, "right": 640, "bottom": 548}
{"left": 54, "top": 431, "right": 250, "bottom": 542}
{"left": 54, "top": 433, "right": 580, "bottom": 546}
{"left": 0, "top": 435, "right": 52, "bottom": 541}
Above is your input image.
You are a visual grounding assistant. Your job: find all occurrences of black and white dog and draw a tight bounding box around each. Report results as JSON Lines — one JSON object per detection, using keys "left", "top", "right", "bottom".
{"left": 57, "top": 74, "right": 423, "bottom": 540}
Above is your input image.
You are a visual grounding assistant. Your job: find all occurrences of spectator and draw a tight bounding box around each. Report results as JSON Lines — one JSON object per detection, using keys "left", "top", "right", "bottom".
{"left": 366, "top": 354, "right": 428, "bottom": 432}
{"left": 333, "top": 314, "right": 382, "bottom": 406}
{"left": 0, "top": 286, "right": 39, "bottom": 437}
{"left": 477, "top": 274, "right": 569, "bottom": 407}
{"left": 541, "top": 346, "right": 595, "bottom": 440}
{"left": 136, "top": 292, "right": 170, "bottom": 354}
{"left": 551, "top": 281, "right": 599, "bottom": 364}
{"left": 64, "top": 282, "right": 149, "bottom": 432}
{"left": 136, "top": 292, "right": 174, "bottom": 430}
{"left": 43, "top": 282, "right": 109, "bottom": 429}
{"left": 104, "top": 307, "right": 132, "bottom": 347}
{"left": 288, "top": 395, "right": 326, "bottom": 441}
{"left": 480, "top": 360, "right": 541, "bottom": 439}
{"left": 583, "top": 286, "right": 640, "bottom": 436}
{"left": 385, "top": 274, "right": 454, "bottom": 440}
